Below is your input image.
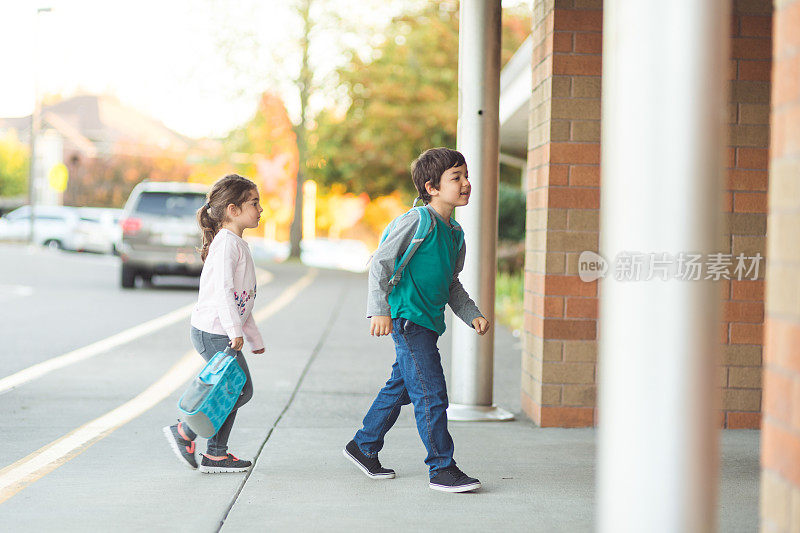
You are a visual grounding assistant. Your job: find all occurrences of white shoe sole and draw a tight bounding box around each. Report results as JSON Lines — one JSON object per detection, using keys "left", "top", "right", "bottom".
{"left": 162, "top": 426, "right": 196, "bottom": 470}
{"left": 342, "top": 448, "right": 395, "bottom": 479}
{"left": 198, "top": 465, "right": 250, "bottom": 474}
{"left": 429, "top": 481, "right": 482, "bottom": 493}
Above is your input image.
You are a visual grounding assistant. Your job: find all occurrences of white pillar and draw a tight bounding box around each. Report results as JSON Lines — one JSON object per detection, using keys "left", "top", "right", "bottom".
{"left": 449, "top": 0, "right": 512, "bottom": 422}
{"left": 598, "top": 0, "right": 728, "bottom": 531}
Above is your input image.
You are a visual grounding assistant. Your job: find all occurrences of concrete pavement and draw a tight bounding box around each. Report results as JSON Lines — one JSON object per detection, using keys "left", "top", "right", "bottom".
{"left": 0, "top": 255, "right": 760, "bottom": 532}
{"left": 219, "top": 262, "right": 759, "bottom": 532}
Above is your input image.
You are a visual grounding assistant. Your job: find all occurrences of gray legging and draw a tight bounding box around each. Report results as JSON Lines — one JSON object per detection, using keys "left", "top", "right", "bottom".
{"left": 182, "top": 326, "right": 254, "bottom": 456}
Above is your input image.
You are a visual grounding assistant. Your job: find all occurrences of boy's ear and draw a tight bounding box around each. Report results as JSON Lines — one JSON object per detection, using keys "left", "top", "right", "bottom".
{"left": 424, "top": 180, "right": 439, "bottom": 197}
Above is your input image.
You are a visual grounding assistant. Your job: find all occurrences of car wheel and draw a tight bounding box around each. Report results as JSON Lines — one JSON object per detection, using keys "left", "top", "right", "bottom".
{"left": 45, "top": 239, "right": 62, "bottom": 250}
{"left": 121, "top": 265, "right": 136, "bottom": 289}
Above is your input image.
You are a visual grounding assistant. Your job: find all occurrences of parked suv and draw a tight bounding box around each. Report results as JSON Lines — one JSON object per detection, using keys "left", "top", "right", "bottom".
{"left": 119, "top": 181, "right": 208, "bottom": 288}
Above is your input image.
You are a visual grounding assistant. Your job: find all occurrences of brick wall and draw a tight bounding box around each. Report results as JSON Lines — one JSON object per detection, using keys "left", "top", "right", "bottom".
{"left": 522, "top": 0, "right": 602, "bottom": 427}
{"left": 721, "top": 0, "right": 772, "bottom": 430}
{"left": 760, "top": 0, "right": 800, "bottom": 529}
{"left": 521, "top": 0, "right": 773, "bottom": 429}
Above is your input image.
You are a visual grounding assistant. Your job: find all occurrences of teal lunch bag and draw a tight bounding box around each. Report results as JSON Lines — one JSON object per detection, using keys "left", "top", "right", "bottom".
{"left": 177, "top": 347, "right": 247, "bottom": 438}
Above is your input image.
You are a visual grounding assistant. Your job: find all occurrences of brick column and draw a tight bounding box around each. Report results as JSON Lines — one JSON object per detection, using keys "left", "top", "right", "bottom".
{"left": 721, "top": 0, "right": 772, "bottom": 429}
{"left": 760, "top": 0, "right": 800, "bottom": 530}
{"left": 522, "top": 0, "right": 772, "bottom": 429}
{"left": 522, "top": 0, "right": 602, "bottom": 427}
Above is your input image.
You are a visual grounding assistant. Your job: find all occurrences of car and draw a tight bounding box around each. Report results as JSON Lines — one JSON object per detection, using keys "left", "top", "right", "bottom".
{"left": 74, "top": 207, "right": 123, "bottom": 254}
{"left": 118, "top": 181, "right": 208, "bottom": 288}
{"left": 0, "top": 205, "right": 80, "bottom": 250}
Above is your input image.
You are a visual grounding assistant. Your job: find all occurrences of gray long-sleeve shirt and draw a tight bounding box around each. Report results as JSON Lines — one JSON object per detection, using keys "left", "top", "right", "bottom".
{"left": 366, "top": 205, "right": 483, "bottom": 333}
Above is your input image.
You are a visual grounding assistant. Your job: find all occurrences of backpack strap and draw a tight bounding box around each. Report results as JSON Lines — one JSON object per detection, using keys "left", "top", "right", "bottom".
{"left": 449, "top": 217, "right": 465, "bottom": 253}
{"left": 388, "top": 206, "right": 432, "bottom": 287}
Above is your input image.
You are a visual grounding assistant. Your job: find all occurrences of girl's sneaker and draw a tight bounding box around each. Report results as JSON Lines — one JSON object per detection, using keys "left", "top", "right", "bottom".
{"left": 198, "top": 453, "right": 252, "bottom": 473}
{"left": 163, "top": 424, "right": 197, "bottom": 469}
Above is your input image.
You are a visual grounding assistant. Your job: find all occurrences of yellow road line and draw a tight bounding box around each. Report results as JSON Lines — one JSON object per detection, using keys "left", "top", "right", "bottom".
{"left": 0, "top": 268, "right": 315, "bottom": 504}
{"left": 0, "top": 351, "right": 201, "bottom": 504}
{"left": 0, "top": 269, "right": 273, "bottom": 394}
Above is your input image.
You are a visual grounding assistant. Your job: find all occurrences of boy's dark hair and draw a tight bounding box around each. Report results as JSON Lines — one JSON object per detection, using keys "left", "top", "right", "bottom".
{"left": 410, "top": 148, "right": 467, "bottom": 204}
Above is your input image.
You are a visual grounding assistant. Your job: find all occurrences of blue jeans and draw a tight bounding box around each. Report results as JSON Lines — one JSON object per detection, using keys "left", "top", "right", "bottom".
{"left": 354, "top": 318, "right": 455, "bottom": 477}
{"left": 181, "top": 327, "right": 253, "bottom": 456}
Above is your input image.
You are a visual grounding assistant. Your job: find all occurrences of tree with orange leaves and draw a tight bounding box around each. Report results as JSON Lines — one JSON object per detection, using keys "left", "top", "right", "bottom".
{"left": 225, "top": 92, "right": 300, "bottom": 241}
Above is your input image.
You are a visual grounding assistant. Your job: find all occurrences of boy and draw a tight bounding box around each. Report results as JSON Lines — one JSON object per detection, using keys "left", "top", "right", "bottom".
{"left": 342, "top": 147, "right": 489, "bottom": 493}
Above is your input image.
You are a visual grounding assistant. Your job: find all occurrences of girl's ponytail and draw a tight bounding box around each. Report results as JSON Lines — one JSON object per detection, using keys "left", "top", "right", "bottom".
{"left": 196, "top": 174, "right": 258, "bottom": 262}
{"left": 197, "top": 203, "right": 218, "bottom": 262}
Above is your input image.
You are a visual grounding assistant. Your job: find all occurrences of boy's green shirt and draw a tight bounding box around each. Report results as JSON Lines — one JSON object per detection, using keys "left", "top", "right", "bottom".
{"left": 367, "top": 205, "right": 483, "bottom": 336}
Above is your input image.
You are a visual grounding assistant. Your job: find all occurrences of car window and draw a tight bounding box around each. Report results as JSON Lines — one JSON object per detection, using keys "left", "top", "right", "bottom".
{"left": 5, "top": 208, "right": 28, "bottom": 220}
{"left": 133, "top": 192, "right": 206, "bottom": 218}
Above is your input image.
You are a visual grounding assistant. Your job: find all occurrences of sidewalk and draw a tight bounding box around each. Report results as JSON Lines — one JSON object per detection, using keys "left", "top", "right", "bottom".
{"left": 217, "top": 262, "right": 760, "bottom": 532}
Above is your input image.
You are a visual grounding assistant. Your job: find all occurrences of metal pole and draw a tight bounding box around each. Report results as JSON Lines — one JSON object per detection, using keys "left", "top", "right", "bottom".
{"left": 597, "top": 0, "right": 728, "bottom": 531}
{"left": 449, "top": 0, "right": 512, "bottom": 422}
{"left": 28, "top": 7, "right": 51, "bottom": 244}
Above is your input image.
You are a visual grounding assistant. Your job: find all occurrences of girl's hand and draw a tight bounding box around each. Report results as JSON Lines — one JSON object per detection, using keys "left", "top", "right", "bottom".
{"left": 472, "top": 317, "right": 490, "bottom": 335}
{"left": 229, "top": 337, "right": 244, "bottom": 350}
{"left": 252, "top": 348, "right": 265, "bottom": 354}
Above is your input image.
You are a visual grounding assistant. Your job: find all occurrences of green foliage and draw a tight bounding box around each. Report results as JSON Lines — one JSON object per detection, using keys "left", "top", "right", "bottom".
{"left": 0, "top": 131, "right": 30, "bottom": 197}
{"left": 308, "top": 5, "right": 458, "bottom": 198}
{"left": 495, "top": 270, "right": 523, "bottom": 333}
{"left": 498, "top": 182, "right": 525, "bottom": 242}
{"left": 307, "top": 2, "right": 531, "bottom": 199}
{"left": 499, "top": 162, "right": 523, "bottom": 185}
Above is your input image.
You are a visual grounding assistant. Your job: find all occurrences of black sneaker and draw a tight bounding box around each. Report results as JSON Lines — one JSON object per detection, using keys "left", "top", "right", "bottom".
{"left": 429, "top": 466, "right": 481, "bottom": 493}
{"left": 342, "top": 440, "right": 395, "bottom": 479}
{"left": 162, "top": 423, "right": 197, "bottom": 469}
{"left": 198, "top": 453, "right": 252, "bottom": 473}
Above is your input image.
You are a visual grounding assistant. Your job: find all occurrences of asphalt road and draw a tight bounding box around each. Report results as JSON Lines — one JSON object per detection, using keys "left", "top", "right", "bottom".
{"left": 0, "top": 244, "right": 200, "bottom": 377}
{"left": 0, "top": 243, "right": 348, "bottom": 529}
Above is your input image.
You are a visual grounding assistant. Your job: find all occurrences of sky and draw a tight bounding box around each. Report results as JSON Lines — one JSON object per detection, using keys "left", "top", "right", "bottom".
{"left": 2, "top": 0, "right": 531, "bottom": 139}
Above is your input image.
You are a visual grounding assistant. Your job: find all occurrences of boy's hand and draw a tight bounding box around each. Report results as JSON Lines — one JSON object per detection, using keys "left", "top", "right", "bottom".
{"left": 229, "top": 337, "right": 244, "bottom": 351}
{"left": 472, "top": 317, "right": 490, "bottom": 335}
{"left": 370, "top": 316, "right": 393, "bottom": 337}
{"left": 252, "top": 348, "right": 265, "bottom": 354}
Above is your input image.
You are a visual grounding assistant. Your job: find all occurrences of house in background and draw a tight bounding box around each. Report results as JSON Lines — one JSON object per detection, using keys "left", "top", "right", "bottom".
{"left": 0, "top": 94, "right": 194, "bottom": 207}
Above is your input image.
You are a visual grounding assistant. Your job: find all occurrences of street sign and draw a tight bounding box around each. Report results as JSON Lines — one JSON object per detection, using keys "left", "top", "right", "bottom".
{"left": 48, "top": 163, "right": 68, "bottom": 193}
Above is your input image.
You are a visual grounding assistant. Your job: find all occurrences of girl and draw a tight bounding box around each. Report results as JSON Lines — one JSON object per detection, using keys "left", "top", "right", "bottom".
{"left": 163, "top": 174, "right": 265, "bottom": 473}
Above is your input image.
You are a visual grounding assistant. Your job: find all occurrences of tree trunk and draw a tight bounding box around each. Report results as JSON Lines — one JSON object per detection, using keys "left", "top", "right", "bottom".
{"left": 289, "top": 0, "right": 313, "bottom": 259}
